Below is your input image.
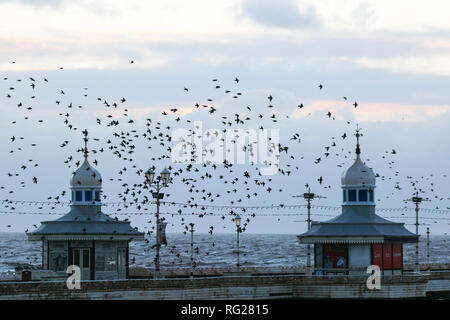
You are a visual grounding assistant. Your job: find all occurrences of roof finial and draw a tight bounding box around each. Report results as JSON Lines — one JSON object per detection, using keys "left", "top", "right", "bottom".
{"left": 355, "top": 124, "right": 362, "bottom": 156}
{"left": 82, "top": 129, "right": 89, "bottom": 159}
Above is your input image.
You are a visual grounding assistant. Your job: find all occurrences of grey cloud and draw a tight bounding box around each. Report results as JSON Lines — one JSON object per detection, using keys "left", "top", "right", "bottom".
{"left": 240, "top": 0, "right": 320, "bottom": 29}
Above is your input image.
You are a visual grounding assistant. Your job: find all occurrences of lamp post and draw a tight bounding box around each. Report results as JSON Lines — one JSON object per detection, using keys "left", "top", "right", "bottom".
{"left": 406, "top": 192, "right": 429, "bottom": 274}
{"left": 404, "top": 192, "right": 430, "bottom": 274}
{"left": 413, "top": 193, "right": 422, "bottom": 273}
{"left": 145, "top": 167, "right": 171, "bottom": 279}
{"left": 189, "top": 223, "right": 195, "bottom": 279}
{"left": 426, "top": 227, "right": 430, "bottom": 273}
{"left": 293, "top": 188, "right": 325, "bottom": 278}
{"left": 235, "top": 215, "right": 241, "bottom": 272}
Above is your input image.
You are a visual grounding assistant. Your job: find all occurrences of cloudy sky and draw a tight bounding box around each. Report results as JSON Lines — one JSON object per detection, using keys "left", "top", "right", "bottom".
{"left": 1, "top": 0, "right": 450, "bottom": 236}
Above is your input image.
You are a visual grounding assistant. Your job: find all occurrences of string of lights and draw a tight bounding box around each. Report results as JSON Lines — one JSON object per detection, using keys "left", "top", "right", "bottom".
{"left": 0, "top": 210, "right": 449, "bottom": 220}
{"left": 1, "top": 199, "right": 450, "bottom": 215}
{"left": 0, "top": 211, "right": 334, "bottom": 217}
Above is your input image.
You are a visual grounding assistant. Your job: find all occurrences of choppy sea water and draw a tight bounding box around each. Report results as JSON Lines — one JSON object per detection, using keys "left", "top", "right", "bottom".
{"left": 0, "top": 232, "right": 448, "bottom": 273}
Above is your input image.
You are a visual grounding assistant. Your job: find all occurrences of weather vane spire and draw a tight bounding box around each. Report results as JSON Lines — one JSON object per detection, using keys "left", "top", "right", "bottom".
{"left": 355, "top": 124, "right": 362, "bottom": 155}
{"left": 82, "top": 129, "right": 89, "bottom": 159}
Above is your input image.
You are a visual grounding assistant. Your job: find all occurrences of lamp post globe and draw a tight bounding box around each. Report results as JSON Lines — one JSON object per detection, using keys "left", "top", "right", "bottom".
{"left": 160, "top": 168, "right": 171, "bottom": 186}
{"left": 235, "top": 215, "right": 241, "bottom": 227}
{"left": 145, "top": 168, "right": 155, "bottom": 185}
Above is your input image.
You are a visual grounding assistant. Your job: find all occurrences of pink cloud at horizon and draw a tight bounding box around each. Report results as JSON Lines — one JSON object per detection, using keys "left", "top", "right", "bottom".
{"left": 94, "top": 104, "right": 200, "bottom": 119}
{"left": 291, "top": 99, "right": 450, "bottom": 123}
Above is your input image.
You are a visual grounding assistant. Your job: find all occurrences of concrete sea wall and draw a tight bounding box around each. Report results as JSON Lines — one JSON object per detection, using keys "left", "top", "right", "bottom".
{"left": 0, "top": 275, "right": 434, "bottom": 300}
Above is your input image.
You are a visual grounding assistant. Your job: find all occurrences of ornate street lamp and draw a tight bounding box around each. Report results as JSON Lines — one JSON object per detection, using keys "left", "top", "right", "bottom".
{"left": 145, "top": 167, "right": 171, "bottom": 279}
{"left": 189, "top": 223, "right": 195, "bottom": 279}
{"left": 235, "top": 214, "right": 241, "bottom": 272}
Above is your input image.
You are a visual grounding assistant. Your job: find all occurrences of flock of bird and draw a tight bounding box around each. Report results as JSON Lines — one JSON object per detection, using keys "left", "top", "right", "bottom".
{"left": 1, "top": 59, "right": 449, "bottom": 268}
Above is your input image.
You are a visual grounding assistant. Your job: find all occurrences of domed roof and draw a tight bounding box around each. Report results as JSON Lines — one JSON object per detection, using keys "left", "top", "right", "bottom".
{"left": 70, "top": 158, "right": 102, "bottom": 188}
{"left": 341, "top": 155, "right": 375, "bottom": 187}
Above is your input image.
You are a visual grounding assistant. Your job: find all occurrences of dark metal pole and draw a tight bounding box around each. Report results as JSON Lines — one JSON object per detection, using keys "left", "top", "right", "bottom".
{"left": 293, "top": 188, "right": 324, "bottom": 278}
{"left": 237, "top": 226, "right": 240, "bottom": 272}
{"left": 155, "top": 181, "right": 161, "bottom": 279}
{"left": 306, "top": 198, "right": 312, "bottom": 277}
{"left": 408, "top": 192, "right": 426, "bottom": 274}
{"left": 427, "top": 227, "right": 430, "bottom": 273}
{"left": 414, "top": 199, "right": 420, "bottom": 273}
{"left": 190, "top": 223, "right": 194, "bottom": 279}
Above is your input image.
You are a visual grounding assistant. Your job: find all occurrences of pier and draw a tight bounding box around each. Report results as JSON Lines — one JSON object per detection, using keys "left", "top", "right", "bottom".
{"left": 0, "top": 263, "right": 448, "bottom": 300}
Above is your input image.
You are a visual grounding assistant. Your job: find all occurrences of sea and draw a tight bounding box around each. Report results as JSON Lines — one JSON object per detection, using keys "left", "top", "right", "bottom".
{"left": 0, "top": 232, "right": 448, "bottom": 273}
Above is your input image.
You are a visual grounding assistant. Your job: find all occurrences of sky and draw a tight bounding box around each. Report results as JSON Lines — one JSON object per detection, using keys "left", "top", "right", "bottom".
{"left": 0, "top": 0, "right": 450, "bottom": 236}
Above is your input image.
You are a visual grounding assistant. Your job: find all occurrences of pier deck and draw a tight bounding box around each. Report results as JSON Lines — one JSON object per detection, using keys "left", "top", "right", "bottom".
{"left": 0, "top": 263, "right": 448, "bottom": 300}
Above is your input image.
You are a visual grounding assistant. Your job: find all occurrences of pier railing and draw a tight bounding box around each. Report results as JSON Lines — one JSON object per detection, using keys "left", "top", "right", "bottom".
{"left": 127, "top": 263, "right": 450, "bottom": 279}
{"left": 1, "top": 263, "right": 449, "bottom": 282}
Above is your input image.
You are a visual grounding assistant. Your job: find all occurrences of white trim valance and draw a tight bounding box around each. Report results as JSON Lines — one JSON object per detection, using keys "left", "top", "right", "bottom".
{"left": 27, "top": 234, "right": 144, "bottom": 241}
{"left": 298, "top": 237, "right": 384, "bottom": 244}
